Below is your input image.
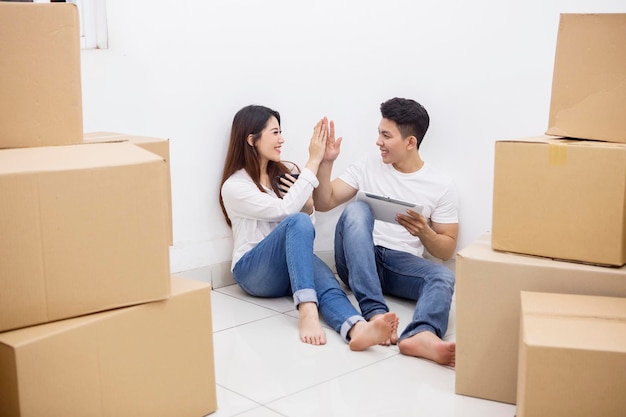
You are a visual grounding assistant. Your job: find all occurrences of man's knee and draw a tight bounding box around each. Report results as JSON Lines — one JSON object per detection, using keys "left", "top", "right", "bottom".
{"left": 436, "top": 266, "right": 455, "bottom": 289}
{"left": 339, "top": 201, "right": 374, "bottom": 227}
{"left": 344, "top": 201, "right": 372, "bottom": 216}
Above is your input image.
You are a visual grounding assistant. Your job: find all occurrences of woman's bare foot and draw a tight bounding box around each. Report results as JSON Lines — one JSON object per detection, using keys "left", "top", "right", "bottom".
{"left": 298, "top": 302, "right": 326, "bottom": 345}
{"left": 370, "top": 312, "right": 400, "bottom": 345}
{"left": 398, "top": 331, "right": 456, "bottom": 367}
{"left": 349, "top": 312, "right": 398, "bottom": 351}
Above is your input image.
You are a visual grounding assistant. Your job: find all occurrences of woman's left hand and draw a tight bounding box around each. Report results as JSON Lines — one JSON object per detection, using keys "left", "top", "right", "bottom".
{"left": 308, "top": 118, "right": 328, "bottom": 167}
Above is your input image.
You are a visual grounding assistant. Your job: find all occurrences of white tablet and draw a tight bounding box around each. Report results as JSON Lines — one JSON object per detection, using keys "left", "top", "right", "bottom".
{"left": 356, "top": 190, "right": 423, "bottom": 224}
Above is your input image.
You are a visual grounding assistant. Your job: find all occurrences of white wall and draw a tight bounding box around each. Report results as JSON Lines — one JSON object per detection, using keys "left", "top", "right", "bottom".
{"left": 80, "top": 0, "right": 625, "bottom": 273}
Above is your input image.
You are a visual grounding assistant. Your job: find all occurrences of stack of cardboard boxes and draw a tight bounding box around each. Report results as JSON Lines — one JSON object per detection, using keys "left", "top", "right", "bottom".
{"left": 455, "top": 13, "right": 626, "bottom": 417}
{"left": 0, "top": 3, "right": 217, "bottom": 416}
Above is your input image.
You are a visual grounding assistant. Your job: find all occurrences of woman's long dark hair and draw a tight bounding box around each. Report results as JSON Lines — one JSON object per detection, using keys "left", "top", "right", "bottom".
{"left": 219, "top": 105, "right": 299, "bottom": 227}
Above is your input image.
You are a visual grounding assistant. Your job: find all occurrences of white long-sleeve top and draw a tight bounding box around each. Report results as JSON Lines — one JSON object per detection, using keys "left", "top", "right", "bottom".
{"left": 221, "top": 167, "right": 319, "bottom": 270}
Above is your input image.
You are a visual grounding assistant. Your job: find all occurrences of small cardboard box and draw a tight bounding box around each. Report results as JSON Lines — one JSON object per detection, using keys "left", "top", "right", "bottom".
{"left": 492, "top": 135, "right": 626, "bottom": 266}
{"left": 0, "top": 2, "right": 83, "bottom": 149}
{"left": 83, "top": 132, "right": 174, "bottom": 245}
{"left": 0, "top": 142, "right": 170, "bottom": 332}
{"left": 0, "top": 276, "right": 218, "bottom": 417}
{"left": 517, "top": 292, "right": 626, "bottom": 417}
{"left": 546, "top": 13, "right": 626, "bottom": 144}
{"left": 455, "top": 234, "right": 626, "bottom": 404}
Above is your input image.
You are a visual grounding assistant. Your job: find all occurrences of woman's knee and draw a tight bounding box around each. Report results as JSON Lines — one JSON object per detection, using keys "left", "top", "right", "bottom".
{"left": 286, "top": 212, "right": 314, "bottom": 230}
{"left": 284, "top": 212, "right": 316, "bottom": 244}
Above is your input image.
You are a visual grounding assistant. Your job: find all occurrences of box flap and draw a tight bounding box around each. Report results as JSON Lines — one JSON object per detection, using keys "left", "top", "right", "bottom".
{"left": 496, "top": 135, "right": 626, "bottom": 150}
{"left": 521, "top": 291, "right": 626, "bottom": 320}
{"left": 459, "top": 234, "right": 626, "bottom": 274}
{"left": 0, "top": 142, "right": 164, "bottom": 176}
{"left": 521, "top": 292, "right": 626, "bottom": 351}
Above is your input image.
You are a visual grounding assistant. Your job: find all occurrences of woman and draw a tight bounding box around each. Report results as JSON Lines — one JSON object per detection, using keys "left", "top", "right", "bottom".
{"left": 219, "top": 104, "right": 397, "bottom": 349}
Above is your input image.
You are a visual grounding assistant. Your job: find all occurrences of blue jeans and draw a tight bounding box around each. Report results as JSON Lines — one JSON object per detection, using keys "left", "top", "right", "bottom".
{"left": 334, "top": 202, "right": 455, "bottom": 340}
{"left": 233, "top": 213, "right": 364, "bottom": 342}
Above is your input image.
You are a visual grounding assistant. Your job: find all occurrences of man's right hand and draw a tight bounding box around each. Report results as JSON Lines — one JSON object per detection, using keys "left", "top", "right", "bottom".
{"left": 323, "top": 120, "right": 342, "bottom": 163}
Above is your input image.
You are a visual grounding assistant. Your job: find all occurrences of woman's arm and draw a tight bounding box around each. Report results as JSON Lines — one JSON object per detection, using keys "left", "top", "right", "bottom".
{"left": 222, "top": 170, "right": 318, "bottom": 223}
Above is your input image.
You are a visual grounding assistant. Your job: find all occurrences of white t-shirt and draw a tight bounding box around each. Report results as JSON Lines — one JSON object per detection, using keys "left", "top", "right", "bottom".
{"left": 221, "top": 167, "right": 318, "bottom": 270}
{"left": 339, "top": 151, "right": 458, "bottom": 257}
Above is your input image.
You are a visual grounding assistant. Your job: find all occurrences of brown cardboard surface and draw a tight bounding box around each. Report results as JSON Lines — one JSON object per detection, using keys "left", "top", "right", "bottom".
{"left": 492, "top": 135, "right": 626, "bottom": 266}
{"left": 516, "top": 292, "right": 626, "bottom": 417}
{"left": 83, "top": 132, "right": 174, "bottom": 245}
{"left": 0, "top": 142, "right": 170, "bottom": 332}
{"left": 0, "top": 2, "right": 83, "bottom": 149}
{"left": 546, "top": 14, "right": 626, "bottom": 143}
{"left": 0, "top": 276, "right": 217, "bottom": 417}
{"left": 455, "top": 234, "right": 626, "bottom": 404}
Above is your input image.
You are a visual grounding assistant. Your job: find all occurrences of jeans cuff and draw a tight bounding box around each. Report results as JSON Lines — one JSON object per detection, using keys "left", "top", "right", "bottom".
{"left": 398, "top": 324, "right": 438, "bottom": 342}
{"left": 293, "top": 288, "right": 318, "bottom": 309}
{"left": 340, "top": 315, "right": 366, "bottom": 343}
{"left": 364, "top": 309, "right": 389, "bottom": 322}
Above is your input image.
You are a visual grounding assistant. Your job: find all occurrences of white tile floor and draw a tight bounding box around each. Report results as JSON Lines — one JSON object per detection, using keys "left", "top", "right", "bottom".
{"left": 199, "top": 278, "right": 516, "bottom": 417}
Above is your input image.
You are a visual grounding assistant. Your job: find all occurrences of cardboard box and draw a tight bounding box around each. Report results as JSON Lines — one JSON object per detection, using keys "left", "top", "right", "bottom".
{"left": 0, "top": 2, "right": 83, "bottom": 149}
{"left": 546, "top": 14, "right": 626, "bottom": 144}
{"left": 517, "top": 292, "right": 626, "bottom": 417}
{"left": 0, "top": 276, "right": 217, "bottom": 417}
{"left": 83, "top": 132, "right": 173, "bottom": 245}
{"left": 455, "top": 234, "right": 626, "bottom": 404}
{"left": 492, "top": 135, "right": 626, "bottom": 266}
{"left": 0, "top": 142, "right": 170, "bottom": 332}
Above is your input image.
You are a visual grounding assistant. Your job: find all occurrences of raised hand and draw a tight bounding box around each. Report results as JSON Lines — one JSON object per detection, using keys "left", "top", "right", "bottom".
{"left": 308, "top": 117, "right": 328, "bottom": 166}
{"left": 324, "top": 119, "right": 342, "bottom": 163}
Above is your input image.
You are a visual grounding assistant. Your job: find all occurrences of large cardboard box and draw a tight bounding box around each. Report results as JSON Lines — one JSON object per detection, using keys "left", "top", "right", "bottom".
{"left": 455, "top": 234, "right": 626, "bottom": 404}
{"left": 546, "top": 14, "right": 626, "bottom": 144}
{"left": 516, "top": 292, "right": 626, "bottom": 417}
{"left": 0, "top": 2, "right": 83, "bottom": 149}
{"left": 0, "top": 276, "right": 217, "bottom": 417}
{"left": 84, "top": 132, "right": 173, "bottom": 245}
{"left": 492, "top": 135, "right": 626, "bottom": 266}
{"left": 0, "top": 142, "right": 170, "bottom": 332}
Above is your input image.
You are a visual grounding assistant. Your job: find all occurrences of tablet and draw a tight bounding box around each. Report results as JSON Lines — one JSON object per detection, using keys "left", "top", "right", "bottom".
{"left": 356, "top": 190, "right": 423, "bottom": 224}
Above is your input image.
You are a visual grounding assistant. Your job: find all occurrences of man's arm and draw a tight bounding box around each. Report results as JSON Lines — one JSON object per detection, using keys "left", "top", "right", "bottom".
{"left": 420, "top": 221, "right": 458, "bottom": 261}
{"left": 313, "top": 160, "right": 357, "bottom": 211}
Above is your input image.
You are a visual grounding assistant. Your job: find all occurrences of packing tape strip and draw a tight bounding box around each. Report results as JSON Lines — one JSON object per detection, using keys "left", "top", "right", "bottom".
{"left": 548, "top": 143, "right": 567, "bottom": 166}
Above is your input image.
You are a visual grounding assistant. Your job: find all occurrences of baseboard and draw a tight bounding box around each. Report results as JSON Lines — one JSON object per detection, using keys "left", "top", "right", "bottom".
{"left": 175, "top": 251, "right": 454, "bottom": 290}
{"left": 174, "top": 262, "right": 234, "bottom": 289}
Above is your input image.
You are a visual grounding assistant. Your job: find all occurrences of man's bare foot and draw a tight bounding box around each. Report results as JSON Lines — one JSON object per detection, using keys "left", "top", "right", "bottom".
{"left": 398, "top": 331, "right": 456, "bottom": 367}
{"left": 349, "top": 312, "right": 398, "bottom": 351}
{"left": 370, "top": 312, "right": 399, "bottom": 345}
{"left": 298, "top": 302, "right": 326, "bottom": 345}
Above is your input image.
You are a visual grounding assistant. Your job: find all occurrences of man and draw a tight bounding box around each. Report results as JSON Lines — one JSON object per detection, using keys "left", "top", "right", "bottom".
{"left": 313, "top": 97, "right": 458, "bottom": 367}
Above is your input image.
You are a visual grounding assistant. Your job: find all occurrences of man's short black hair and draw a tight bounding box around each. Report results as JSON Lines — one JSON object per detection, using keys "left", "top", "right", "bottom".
{"left": 380, "top": 97, "right": 430, "bottom": 149}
